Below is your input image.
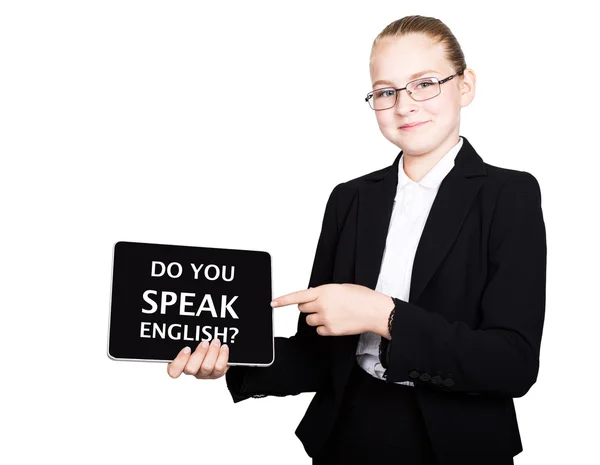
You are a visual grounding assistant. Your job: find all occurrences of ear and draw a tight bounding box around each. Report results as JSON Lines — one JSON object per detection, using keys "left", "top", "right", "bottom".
{"left": 459, "top": 68, "right": 476, "bottom": 108}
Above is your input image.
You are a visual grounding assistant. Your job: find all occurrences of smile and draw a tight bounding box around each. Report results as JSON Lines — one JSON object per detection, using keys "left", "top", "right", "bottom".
{"left": 399, "top": 121, "right": 429, "bottom": 130}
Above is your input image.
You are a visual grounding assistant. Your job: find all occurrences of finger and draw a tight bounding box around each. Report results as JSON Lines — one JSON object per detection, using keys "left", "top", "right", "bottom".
{"left": 316, "top": 325, "right": 331, "bottom": 336}
{"left": 305, "top": 312, "right": 323, "bottom": 327}
{"left": 167, "top": 346, "right": 192, "bottom": 378}
{"left": 298, "top": 301, "right": 319, "bottom": 314}
{"left": 197, "top": 338, "right": 222, "bottom": 378}
{"left": 183, "top": 340, "right": 211, "bottom": 375}
{"left": 271, "top": 287, "right": 318, "bottom": 308}
{"left": 205, "top": 344, "right": 230, "bottom": 379}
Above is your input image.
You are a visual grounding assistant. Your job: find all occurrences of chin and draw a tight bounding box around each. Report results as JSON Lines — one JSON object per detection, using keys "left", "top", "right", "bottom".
{"left": 396, "top": 138, "right": 436, "bottom": 156}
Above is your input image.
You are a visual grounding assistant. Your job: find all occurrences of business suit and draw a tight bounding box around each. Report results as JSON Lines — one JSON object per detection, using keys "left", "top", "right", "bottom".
{"left": 226, "top": 135, "right": 547, "bottom": 464}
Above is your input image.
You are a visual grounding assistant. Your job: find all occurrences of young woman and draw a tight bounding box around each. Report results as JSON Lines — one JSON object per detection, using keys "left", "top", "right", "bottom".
{"left": 167, "top": 15, "right": 546, "bottom": 465}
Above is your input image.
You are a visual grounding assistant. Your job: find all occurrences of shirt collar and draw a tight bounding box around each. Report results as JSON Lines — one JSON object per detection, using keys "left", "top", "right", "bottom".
{"left": 396, "top": 136, "right": 464, "bottom": 197}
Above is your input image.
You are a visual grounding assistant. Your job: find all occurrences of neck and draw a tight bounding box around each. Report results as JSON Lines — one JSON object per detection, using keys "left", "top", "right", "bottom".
{"left": 402, "top": 134, "right": 460, "bottom": 182}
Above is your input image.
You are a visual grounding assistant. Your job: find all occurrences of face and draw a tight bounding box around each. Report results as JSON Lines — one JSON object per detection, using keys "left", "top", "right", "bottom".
{"left": 369, "top": 34, "right": 475, "bottom": 158}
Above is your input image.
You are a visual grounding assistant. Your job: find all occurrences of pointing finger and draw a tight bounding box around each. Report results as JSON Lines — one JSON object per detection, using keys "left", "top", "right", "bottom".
{"left": 271, "top": 287, "right": 318, "bottom": 308}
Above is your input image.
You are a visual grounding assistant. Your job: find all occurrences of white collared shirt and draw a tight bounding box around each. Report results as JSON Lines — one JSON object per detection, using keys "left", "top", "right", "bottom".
{"left": 355, "top": 137, "right": 464, "bottom": 385}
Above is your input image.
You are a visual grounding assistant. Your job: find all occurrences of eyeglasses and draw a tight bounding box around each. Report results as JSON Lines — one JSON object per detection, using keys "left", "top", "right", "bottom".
{"left": 365, "top": 70, "right": 464, "bottom": 110}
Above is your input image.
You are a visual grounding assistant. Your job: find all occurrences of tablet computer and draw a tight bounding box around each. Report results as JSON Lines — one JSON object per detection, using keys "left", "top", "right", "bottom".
{"left": 107, "top": 240, "right": 274, "bottom": 367}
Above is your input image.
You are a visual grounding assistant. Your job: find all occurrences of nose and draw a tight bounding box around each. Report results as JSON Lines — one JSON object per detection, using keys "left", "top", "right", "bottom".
{"left": 394, "top": 88, "right": 418, "bottom": 115}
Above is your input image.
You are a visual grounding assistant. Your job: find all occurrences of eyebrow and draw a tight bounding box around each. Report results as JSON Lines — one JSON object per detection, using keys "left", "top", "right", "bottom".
{"left": 372, "top": 69, "right": 440, "bottom": 88}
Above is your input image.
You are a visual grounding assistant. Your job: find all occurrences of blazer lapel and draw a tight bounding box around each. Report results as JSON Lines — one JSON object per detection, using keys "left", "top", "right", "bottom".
{"left": 354, "top": 136, "right": 487, "bottom": 304}
{"left": 354, "top": 153, "right": 399, "bottom": 291}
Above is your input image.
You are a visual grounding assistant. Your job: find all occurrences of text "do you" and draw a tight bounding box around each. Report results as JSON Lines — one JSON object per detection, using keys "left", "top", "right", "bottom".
{"left": 151, "top": 261, "right": 235, "bottom": 282}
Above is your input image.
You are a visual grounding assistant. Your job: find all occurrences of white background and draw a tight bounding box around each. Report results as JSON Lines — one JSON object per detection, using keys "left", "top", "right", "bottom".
{"left": 1, "top": 1, "right": 597, "bottom": 464}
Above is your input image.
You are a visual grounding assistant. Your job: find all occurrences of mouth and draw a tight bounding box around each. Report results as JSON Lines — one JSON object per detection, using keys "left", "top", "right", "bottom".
{"left": 399, "top": 121, "right": 429, "bottom": 130}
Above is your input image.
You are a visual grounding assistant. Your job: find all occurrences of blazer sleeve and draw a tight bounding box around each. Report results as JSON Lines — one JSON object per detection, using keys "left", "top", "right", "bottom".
{"left": 383, "top": 172, "right": 547, "bottom": 398}
{"left": 225, "top": 183, "right": 341, "bottom": 403}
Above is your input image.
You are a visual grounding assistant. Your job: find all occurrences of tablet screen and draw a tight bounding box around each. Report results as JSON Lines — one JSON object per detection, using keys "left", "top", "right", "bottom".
{"left": 108, "top": 241, "right": 274, "bottom": 366}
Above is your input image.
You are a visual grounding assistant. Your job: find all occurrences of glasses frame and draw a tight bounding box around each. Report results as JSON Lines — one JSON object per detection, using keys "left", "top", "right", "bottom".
{"left": 365, "top": 70, "right": 465, "bottom": 110}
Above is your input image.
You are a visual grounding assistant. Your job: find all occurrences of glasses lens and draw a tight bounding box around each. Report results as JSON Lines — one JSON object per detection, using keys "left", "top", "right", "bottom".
{"left": 370, "top": 88, "right": 397, "bottom": 110}
{"left": 408, "top": 78, "right": 440, "bottom": 101}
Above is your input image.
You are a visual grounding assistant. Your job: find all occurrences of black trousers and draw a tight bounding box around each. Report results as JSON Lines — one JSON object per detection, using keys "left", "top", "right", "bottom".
{"left": 312, "top": 361, "right": 517, "bottom": 465}
{"left": 312, "top": 360, "right": 440, "bottom": 465}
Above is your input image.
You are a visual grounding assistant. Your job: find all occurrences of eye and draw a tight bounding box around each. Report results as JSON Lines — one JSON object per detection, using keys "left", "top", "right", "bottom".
{"left": 414, "top": 78, "right": 436, "bottom": 89}
{"left": 376, "top": 89, "right": 396, "bottom": 98}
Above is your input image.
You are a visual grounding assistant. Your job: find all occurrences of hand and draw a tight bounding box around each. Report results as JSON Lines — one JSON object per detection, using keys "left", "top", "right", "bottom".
{"left": 167, "top": 338, "right": 230, "bottom": 380}
{"left": 271, "top": 283, "right": 391, "bottom": 337}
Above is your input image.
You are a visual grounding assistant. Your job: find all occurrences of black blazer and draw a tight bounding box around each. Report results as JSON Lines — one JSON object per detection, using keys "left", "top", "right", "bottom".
{"left": 226, "top": 135, "right": 547, "bottom": 464}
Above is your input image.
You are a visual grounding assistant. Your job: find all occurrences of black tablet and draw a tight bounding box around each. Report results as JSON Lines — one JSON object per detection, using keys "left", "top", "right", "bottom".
{"left": 108, "top": 241, "right": 274, "bottom": 366}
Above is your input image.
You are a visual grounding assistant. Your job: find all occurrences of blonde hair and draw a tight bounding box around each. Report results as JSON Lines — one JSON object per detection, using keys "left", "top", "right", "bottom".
{"left": 370, "top": 15, "right": 467, "bottom": 76}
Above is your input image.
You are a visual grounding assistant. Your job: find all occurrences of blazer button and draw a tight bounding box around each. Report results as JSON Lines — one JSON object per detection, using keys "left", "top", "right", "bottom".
{"left": 409, "top": 370, "right": 420, "bottom": 379}
{"left": 443, "top": 378, "right": 455, "bottom": 387}
{"left": 431, "top": 375, "right": 443, "bottom": 385}
{"left": 419, "top": 373, "right": 431, "bottom": 382}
